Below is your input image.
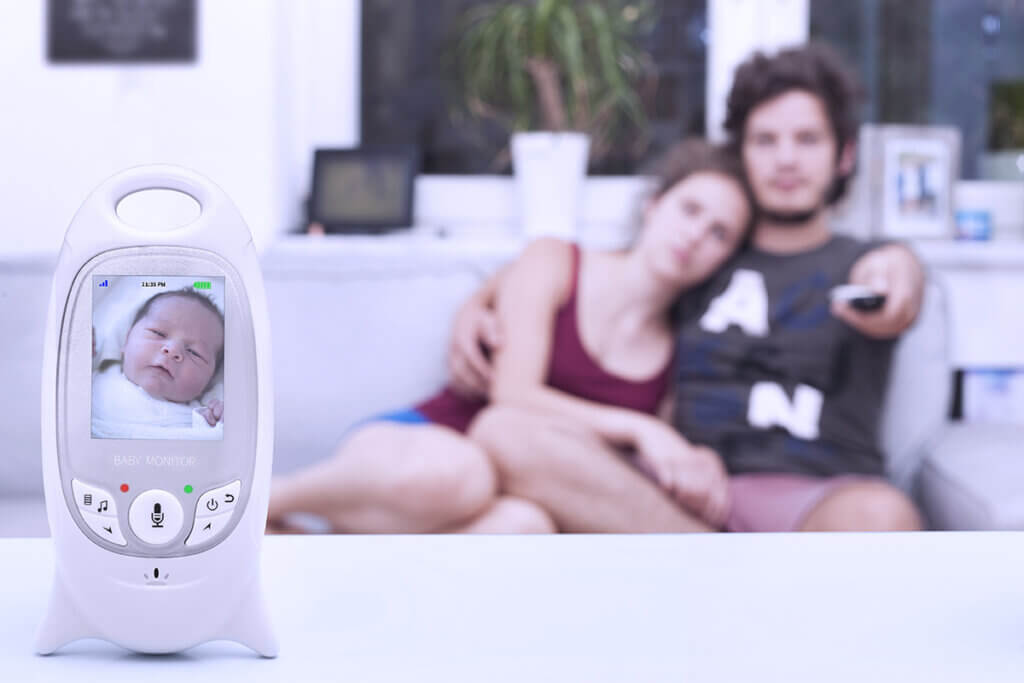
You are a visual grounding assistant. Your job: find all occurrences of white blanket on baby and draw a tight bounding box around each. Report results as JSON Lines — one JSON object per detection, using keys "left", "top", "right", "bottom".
{"left": 91, "top": 364, "right": 223, "bottom": 440}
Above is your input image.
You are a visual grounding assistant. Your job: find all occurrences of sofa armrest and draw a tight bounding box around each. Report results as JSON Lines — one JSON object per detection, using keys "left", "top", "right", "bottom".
{"left": 916, "top": 423, "right": 1024, "bottom": 530}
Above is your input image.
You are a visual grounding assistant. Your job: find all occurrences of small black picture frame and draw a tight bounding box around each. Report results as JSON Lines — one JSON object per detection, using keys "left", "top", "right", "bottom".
{"left": 309, "top": 146, "right": 420, "bottom": 234}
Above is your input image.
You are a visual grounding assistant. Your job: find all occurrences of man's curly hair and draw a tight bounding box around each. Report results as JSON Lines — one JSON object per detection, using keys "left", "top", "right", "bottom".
{"left": 723, "top": 42, "right": 864, "bottom": 206}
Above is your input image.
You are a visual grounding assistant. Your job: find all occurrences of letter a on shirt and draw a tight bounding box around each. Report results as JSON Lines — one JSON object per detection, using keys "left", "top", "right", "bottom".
{"left": 699, "top": 269, "right": 769, "bottom": 337}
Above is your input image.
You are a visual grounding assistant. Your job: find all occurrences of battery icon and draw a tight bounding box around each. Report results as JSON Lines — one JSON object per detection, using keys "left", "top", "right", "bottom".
{"left": 193, "top": 281, "right": 211, "bottom": 290}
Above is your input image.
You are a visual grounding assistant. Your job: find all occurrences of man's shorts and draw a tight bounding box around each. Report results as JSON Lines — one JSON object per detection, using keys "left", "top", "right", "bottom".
{"left": 726, "top": 473, "right": 882, "bottom": 533}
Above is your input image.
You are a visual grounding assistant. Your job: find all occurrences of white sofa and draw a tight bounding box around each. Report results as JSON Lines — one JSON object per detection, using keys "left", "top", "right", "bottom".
{"left": 2, "top": 237, "right": 1022, "bottom": 536}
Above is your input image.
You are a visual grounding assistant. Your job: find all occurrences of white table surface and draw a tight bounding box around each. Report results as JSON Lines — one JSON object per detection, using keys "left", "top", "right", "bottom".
{"left": 2, "top": 533, "right": 1024, "bottom": 682}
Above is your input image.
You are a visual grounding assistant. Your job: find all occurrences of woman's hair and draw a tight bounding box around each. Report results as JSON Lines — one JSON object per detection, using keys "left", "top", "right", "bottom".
{"left": 130, "top": 288, "right": 225, "bottom": 375}
{"left": 647, "top": 137, "right": 757, "bottom": 241}
{"left": 723, "top": 42, "right": 863, "bottom": 206}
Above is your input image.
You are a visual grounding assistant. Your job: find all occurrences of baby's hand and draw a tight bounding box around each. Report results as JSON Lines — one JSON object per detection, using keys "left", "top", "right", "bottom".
{"left": 198, "top": 399, "right": 223, "bottom": 427}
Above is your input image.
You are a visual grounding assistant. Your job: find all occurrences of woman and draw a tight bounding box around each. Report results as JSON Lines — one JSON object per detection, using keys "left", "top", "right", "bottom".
{"left": 268, "top": 139, "right": 755, "bottom": 534}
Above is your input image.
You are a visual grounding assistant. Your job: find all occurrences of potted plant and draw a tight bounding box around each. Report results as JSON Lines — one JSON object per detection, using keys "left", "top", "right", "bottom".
{"left": 981, "top": 82, "right": 1024, "bottom": 180}
{"left": 450, "top": 0, "right": 655, "bottom": 239}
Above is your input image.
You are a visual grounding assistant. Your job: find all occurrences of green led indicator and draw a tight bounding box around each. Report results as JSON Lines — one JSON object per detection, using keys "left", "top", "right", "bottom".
{"left": 193, "top": 281, "right": 211, "bottom": 290}
{"left": 184, "top": 485, "right": 194, "bottom": 494}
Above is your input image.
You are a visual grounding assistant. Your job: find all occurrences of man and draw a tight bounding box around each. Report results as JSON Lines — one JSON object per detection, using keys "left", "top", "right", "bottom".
{"left": 465, "top": 43, "right": 925, "bottom": 532}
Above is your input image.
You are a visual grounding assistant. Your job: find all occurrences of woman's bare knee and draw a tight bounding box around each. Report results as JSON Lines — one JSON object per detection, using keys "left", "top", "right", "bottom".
{"left": 467, "top": 406, "right": 534, "bottom": 453}
{"left": 272, "top": 422, "right": 497, "bottom": 532}
{"left": 456, "top": 497, "right": 557, "bottom": 534}
{"left": 362, "top": 425, "right": 497, "bottom": 524}
{"left": 468, "top": 406, "right": 587, "bottom": 488}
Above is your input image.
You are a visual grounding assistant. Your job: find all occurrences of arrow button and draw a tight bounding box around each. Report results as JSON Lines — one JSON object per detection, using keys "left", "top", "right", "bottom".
{"left": 185, "top": 511, "right": 234, "bottom": 547}
{"left": 80, "top": 510, "right": 127, "bottom": 546}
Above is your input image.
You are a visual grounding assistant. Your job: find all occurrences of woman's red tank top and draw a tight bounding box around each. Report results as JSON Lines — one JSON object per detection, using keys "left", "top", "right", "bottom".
{"left": 416, "top": 243, "right": 675, "bottom": 433}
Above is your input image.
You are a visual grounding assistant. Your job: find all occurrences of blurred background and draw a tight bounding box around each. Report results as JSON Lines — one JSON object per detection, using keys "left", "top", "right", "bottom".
{"left": 1, "top": 0, "right": 1023, "bottom": 535}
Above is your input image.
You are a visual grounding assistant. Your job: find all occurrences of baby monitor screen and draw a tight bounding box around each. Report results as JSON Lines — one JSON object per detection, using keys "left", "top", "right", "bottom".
{"left": 91, "top": 275, "right": 225, "bottom": 440}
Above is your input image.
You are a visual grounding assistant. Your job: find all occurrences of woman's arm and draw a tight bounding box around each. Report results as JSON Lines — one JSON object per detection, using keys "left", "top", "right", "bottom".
{"left": 447, "top": 264, "right": 510, "bottom": 398}
{"left": 489, "top": 239, "right": 649, "bottom": 445}
{"left": 488, "top": 239, "right": 730, "bottom": 526}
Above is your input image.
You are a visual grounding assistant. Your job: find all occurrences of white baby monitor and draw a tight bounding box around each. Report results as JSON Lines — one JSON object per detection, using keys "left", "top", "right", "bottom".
{"left": 36, "top": 165, "right": 278, "bottom": 656}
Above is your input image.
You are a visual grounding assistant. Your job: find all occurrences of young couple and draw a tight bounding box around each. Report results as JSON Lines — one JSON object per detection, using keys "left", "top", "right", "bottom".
{"left": 268, "top": 43, "right": 926, "bottom": 534}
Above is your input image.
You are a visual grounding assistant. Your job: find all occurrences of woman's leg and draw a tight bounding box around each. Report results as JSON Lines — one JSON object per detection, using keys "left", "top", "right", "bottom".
{"left": 448, "top": 497, "right": 557, "bottom": 534}
{"left": 268, "top": 421, "right": 499, "bottom": 533}
{"left": 469, "top": 406, "right": 712, "bottom": 533}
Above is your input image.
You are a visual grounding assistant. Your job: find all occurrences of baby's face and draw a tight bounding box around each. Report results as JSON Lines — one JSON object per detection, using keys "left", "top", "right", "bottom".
{"left": 122, "top": 296, "right": 224, "bottom": 403}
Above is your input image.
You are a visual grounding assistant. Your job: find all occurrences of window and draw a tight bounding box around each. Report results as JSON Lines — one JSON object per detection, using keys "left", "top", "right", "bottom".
{"left": 811, "top": 0, "right": 1024, "bottom": 180}
{"left": 361, "top": 0, "right": 708, "bottom": 174}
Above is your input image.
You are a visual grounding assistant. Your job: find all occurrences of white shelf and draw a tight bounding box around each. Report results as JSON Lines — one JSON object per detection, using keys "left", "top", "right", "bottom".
{"left": 913, "top": 239, "right": 1024, "bottom": 269}
{"left": 260, "top": 231, "right": 524, "bottom": 277}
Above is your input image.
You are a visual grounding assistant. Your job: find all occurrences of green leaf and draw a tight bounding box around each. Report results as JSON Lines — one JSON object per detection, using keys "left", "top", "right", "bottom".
{"left": 447, "top": 0, "right": 652, "bottom": 163}
{"left": 503, "top": 4, "right": 531, "bottom": 130}
{"left": 553, "top": 3, "right": 587, "bottom": 129}
{"left": 532, "top": 0, "right": 560, "bottom": 58}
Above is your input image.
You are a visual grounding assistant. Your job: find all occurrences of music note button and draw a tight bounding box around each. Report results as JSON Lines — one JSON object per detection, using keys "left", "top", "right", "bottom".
{"left": 72, "top": 479, "right": 119, "bottom": 521}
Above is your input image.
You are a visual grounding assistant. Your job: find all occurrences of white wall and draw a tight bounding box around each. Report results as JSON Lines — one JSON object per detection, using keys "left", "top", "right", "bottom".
{"left": 278, "top": 0, "right": 361, "bottom": 235}
{"left": 706, "top": 0, "right": 809, "bottom": 142}
{"left": 0, "top": 0, "right": 360, "bottom": 255}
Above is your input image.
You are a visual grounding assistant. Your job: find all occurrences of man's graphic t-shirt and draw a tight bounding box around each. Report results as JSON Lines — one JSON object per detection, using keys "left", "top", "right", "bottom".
{"left": 674, "top": 236, "right": 896, "bottom": 478}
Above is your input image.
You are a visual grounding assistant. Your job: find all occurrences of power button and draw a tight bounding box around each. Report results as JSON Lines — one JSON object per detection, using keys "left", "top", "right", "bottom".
{"left": 195, "top": 481, "right": 241, "bottom": 518}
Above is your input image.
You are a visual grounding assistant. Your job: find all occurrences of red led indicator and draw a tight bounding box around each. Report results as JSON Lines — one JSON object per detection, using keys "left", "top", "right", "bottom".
{"left": 120, "top": 484, "right": 129, "bottom": 493}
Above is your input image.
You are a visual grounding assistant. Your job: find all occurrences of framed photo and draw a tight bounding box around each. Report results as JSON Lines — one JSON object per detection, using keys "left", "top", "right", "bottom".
{"left": 859, "top": 125, "right": 961, "bottom": 239}
{"left": 309, "top": 146, "right": 420, "bottom": 234}
{"left": 963, "top": 369, "right": 1024, "bottom": 425}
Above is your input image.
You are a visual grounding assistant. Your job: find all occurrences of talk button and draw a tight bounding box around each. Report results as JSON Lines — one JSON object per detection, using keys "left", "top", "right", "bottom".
{"left": 128, "top": 490, "right": 184, "bottom": 545}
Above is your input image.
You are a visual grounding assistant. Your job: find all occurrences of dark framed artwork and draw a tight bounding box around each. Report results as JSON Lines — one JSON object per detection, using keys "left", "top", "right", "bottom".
{"left": 48, "top": 0, "right": 197, "bottom": 63}
{"left": 309, "top": 147, "right": 420, "bottom": 234}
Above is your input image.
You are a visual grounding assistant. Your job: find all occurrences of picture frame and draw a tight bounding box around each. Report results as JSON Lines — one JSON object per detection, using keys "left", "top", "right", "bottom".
{"left": 47, "top": 0, "right": 197, "bottom": 64}
{"left": 308, "top": 146, "right": 420, "bottom": 234}
{"left": 859, "top": 125, "right": 962, "bottom": 239}
{"left": 963, "top": 369, "right": 1024, "bottom": 425}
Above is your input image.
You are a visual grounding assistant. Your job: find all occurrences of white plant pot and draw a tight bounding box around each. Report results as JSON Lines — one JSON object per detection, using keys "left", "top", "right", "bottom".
{"left": 510, "top": 131, "right": 590, "bottom": 240}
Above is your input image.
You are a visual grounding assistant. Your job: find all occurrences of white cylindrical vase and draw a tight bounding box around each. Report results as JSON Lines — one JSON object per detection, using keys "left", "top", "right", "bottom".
{"left": 510, "top": 131, "right": 590, "bottom": 240}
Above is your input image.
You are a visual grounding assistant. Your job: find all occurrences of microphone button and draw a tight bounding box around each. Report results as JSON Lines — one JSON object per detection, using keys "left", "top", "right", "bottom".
{"left": 129, "top": 490, "right": 184, "bottom": 545}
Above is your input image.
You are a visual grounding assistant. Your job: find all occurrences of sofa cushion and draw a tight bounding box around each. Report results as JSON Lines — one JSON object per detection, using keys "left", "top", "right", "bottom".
{"left": 0, "top": 257, "right": 53, "bottom": 497}
{"left": 262, "top": 238, "right": 510, "bottom": 474}
{"left": 917, "top": 423, "right": 1024, "bottom": 529}
{"left": 880, "top": 277, "right": 952, "bottom": 491}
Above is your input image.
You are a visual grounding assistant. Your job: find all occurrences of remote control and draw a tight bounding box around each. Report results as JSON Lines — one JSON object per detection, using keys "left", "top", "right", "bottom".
{"left": 830, "top": 284, "right": 887, "bottom": 312}
{"left": 36, "top": 165, "right": 277, "bottom": 656}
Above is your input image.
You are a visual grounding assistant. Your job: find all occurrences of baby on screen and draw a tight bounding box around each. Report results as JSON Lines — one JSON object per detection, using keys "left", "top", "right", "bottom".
{"left": 92, "top": 289, "right": 225, "bottom": 439}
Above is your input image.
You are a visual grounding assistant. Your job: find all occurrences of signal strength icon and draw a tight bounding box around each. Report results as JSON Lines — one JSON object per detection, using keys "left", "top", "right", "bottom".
{"left": 98, "top": 279, "right": 109, "bottom": 287}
